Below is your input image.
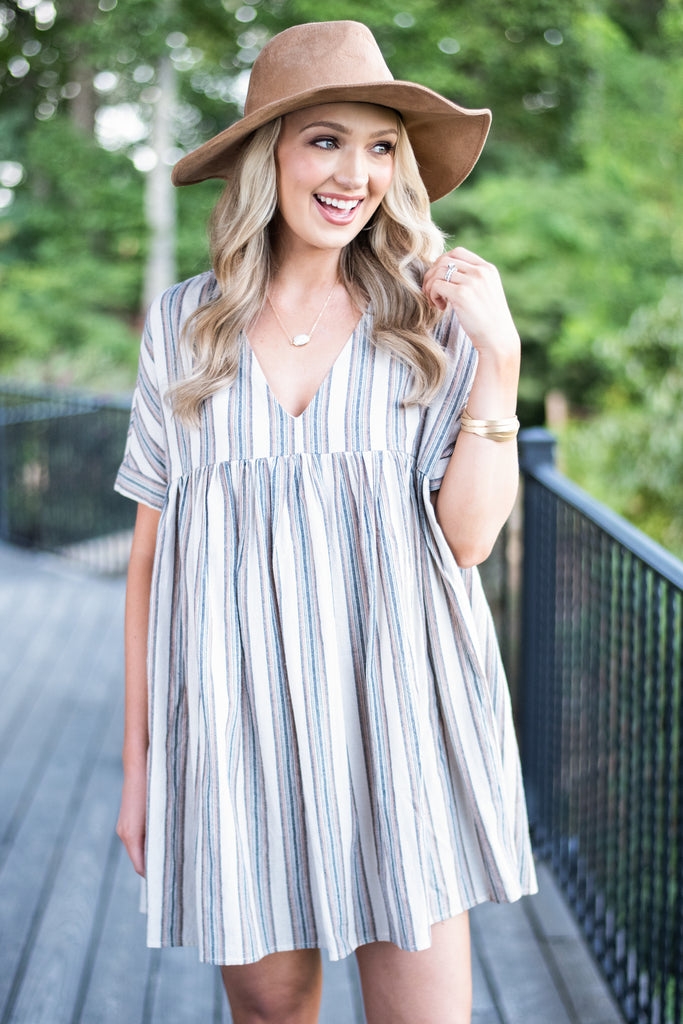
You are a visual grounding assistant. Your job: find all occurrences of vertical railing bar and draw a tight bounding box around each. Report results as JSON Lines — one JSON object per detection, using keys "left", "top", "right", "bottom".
{"left": 634, "top": 563, "right": 652, "bottom": 1024}
{"left": 613, "top": 547, "right": 629, "bottom": 1002}
{"left": 583, "top": 520, "right": 600, "bottom": 940}
{"left": 646, "top": 576, "right": 663, "bottom": 1024}
{"left": 548, "top": 486, "right": 560, "bottom": 865}
{"left": 601, "top": 535, "right": 618, "bottom": 978}
{"left": 547, "top": 486, "right": 561, "bottom": 869}
{"left": 675, "top": 590, "right": 683, "bottom": 1024}
{"left": 559, "top": 499, "right": 576, "bottom": 894}
{"left": 593, "top": 523, "right": 606, "bottom": 946}
{"left": 622, "top": 552, "right": 640, "bottom": 1022}
{"left": 659, "top": 585, "right": 676, "bottom": 1024}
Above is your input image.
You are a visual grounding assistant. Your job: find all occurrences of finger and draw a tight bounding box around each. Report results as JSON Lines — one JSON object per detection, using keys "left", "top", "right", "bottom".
{"left": 445, "top": 245, "right": 490, "bottom": 267}
{"left": 117, "top": 819, "right": 146, "bottom": 876}
{"left": 423, "top": 259, "right": 463, "bottom": 295}
{"left": 128, "top": 836, "right": 146, "bottom": 877}
{"left": 424, "top": 276, "right": 460, "bottom": 312}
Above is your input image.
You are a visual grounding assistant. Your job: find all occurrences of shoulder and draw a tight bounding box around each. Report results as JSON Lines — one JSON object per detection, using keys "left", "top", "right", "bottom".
{"left": 141, "top": 271, "right": 219, "bottom": 383}
{"left": 147, "top": 270, "right": 220, "bottom": 331}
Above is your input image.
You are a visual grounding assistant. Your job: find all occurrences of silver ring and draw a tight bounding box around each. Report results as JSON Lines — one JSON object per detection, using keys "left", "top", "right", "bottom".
{"left": 444, "top": 262, "right": 457, "bottom": 283}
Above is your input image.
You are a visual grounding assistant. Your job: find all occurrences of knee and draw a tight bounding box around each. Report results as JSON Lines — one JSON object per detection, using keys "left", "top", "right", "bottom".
{"left": 228, "top": 989, "right": 311, "bottom": 1023}
{"left": 226, "top": 988, "right": 319, "bottom": 1024}
{"left": 220, "top": 952, "right": 322, "bottom": 1024}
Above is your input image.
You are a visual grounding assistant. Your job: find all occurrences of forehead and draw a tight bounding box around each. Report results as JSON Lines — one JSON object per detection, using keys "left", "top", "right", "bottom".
{"left": 281, "top": 101, "right": 400, "bottom": 134}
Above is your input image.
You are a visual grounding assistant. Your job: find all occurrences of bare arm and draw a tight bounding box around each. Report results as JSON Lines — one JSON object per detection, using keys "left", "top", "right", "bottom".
{"left": 116, "top": 502, "right": 161, "bottom": 876}
{"left": 423, "top": 246, "right": 521, "bottom": 568}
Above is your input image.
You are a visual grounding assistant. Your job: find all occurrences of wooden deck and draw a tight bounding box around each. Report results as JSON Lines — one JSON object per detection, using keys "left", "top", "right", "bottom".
{"left": 0, "top": 541, "right": 625, "bottom": 1024}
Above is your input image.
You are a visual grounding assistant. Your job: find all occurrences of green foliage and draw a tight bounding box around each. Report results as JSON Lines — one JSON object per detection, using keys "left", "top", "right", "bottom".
{"left": 1, "top": 0, "right": 682, "bottom": 548}
{"left": 558, "top": 278, "right": 683, "bottom": 557}
{"left": 0, "top": 114, "right": 143, "bottom": 388}
{"left": 433, "top": 8, "right": 683, "bottom": 425}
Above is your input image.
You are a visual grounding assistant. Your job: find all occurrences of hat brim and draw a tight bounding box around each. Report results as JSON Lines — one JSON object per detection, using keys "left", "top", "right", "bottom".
{"left": 171, "top": 81, "right": 491, "bottom": 201}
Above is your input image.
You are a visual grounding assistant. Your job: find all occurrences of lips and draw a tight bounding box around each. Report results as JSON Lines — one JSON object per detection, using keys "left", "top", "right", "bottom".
{"left": 314, "top": 193, "right": 364, "bottom": 223}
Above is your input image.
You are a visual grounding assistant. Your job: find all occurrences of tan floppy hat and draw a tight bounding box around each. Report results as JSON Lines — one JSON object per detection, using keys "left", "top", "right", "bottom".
{"left": 171, "top": 20, "right": 491, "bottom": 201}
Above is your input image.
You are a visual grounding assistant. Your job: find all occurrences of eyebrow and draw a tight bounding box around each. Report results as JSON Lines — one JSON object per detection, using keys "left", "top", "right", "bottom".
{"left": 298, "top": 120, "right": 399, "bottom": 138}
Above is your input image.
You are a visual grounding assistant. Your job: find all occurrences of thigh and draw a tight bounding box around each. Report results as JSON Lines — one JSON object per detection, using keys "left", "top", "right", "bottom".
{"left": 220, "top": 948, "right": 322, "bottom": 1024}
{"left": 355, "top": 913, "right": 472, "bottom": 1024}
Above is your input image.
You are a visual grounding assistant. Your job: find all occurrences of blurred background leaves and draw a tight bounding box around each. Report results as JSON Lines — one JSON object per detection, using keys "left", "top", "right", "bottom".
{"left": 1, "top": 0, "right": 681, "bottom": 551}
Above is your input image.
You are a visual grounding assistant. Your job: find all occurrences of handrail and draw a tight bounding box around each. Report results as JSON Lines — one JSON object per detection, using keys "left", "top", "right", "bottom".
{"left": 518, "top": 427, "right": 683, "bottom": 1024}
{"left": 520, "top": 427, "right": 683, "bottom": 590}
{"left": 0, "top": 381, "right": 134, "bottom": 569}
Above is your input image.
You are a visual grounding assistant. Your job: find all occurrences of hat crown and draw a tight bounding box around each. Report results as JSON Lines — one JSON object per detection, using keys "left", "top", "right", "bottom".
{"left": 244, "top": 21, "right": 394, "bottom": 117}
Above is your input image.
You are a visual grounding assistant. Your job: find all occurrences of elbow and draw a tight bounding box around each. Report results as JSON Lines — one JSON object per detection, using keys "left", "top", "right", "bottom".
{"left": 437, "top": 517, "right": 500, "bottom": 567}
{"left": 450, "top": 541, "right": 495, "bottom": 569}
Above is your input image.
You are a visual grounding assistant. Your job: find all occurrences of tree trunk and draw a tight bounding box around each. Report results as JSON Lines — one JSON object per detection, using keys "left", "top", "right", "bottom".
{"left": 143, "top": 56, "right": 177, "bottom": 311}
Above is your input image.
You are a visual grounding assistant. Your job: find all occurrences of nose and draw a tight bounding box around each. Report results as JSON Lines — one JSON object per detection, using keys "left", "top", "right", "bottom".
{"left": 333, "top": 146, "right": 369, "bottom": 191}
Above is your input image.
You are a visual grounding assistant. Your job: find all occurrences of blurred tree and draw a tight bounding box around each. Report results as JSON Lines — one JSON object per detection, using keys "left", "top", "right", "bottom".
{"left": 434, "top": 6, "right": 683, "bottom": 423}
{"left": 0, "top": 0, "right": 599, "bottom": 386}
{"left": 2, "top": 0, "right": 681, "bottom": 549}
{"left": 1, "top": 1, "right": 681, "bottom": 427}
{"left": 558, "top": 277, "right": 683, "bottom": 558}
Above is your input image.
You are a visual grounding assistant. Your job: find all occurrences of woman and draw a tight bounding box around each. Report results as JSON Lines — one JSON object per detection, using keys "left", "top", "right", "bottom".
{"left": 115, "top": 20, "right": 536, "bottom": 1024}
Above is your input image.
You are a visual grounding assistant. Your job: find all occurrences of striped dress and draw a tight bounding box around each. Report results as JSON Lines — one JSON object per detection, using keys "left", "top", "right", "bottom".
{"left": 115, "top": 270, "right": 537, "bottom": 966}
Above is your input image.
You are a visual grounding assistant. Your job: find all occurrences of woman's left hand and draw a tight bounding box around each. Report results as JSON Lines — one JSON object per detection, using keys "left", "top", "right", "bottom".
{"left": 422, "top": 246, "right": 520, "bottom": 365}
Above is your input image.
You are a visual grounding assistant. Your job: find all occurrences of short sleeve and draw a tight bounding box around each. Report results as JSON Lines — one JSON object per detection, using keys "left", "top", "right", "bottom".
{"left": 418, "top": 312, "right": 478, "bottom": 491}
{"left": 114, "top": 312, "right": 169, "bottom": 510}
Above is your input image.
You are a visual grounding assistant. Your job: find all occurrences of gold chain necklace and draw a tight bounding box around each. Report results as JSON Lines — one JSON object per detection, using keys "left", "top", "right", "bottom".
{"left": 267, "top": 281, "right": 337, "bottom": 347}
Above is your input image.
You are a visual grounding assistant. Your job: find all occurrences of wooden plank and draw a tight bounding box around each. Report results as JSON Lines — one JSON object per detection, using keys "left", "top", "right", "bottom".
{"left": 522, "top": 865, "right": 625, "bottom": 1024}
{"left": 74, "top": 842, "right": 154, "bottom": 1024}
{"left": 0, "top": 594, "right": 107, "bottom": 869}
{"left": 470, "top": 898, "right": 574, "bottom": 1024}
{"left": 0, "top": 697, "right": 109, "bottom": 1019}
{"left": 0, "top": 543, "right": 626, "bottom": 1024}
{"left": 320, "top": 956, "right": 365, "bottom": 1023}
{"left": 0, "top": 557, "right": 126, "bottom": 1024}
{"left": 4, "top": 691, "right": 124, "bottom": 1023}
{"left": 149, "top": 948, "right": 224, "bottom": 1024}
{"left": 0, "top": 571, "right": 123, "bottom": 881}
{"left": 0, "top": 565, "right": 79, "bottom": 754}
{"left": 471, "top": 936, "right": 503, "bottom": 1023}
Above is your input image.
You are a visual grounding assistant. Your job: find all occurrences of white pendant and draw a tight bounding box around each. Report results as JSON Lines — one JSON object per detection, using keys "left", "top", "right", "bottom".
{"left": 291, "top": 334, "right": 310, "bottom": 347}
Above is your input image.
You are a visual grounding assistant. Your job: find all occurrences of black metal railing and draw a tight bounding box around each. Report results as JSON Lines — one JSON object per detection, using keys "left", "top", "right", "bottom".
{"left": 0, "top": 380, "right": 135, "bottom": 572}
{"left": 519, "top": 428, "right": 682, "bottom": 1024}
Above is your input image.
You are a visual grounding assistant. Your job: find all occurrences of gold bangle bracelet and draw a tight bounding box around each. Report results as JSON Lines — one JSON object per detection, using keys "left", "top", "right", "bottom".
{"left": 460, "top": 408, "right": 520, "bottom": 443}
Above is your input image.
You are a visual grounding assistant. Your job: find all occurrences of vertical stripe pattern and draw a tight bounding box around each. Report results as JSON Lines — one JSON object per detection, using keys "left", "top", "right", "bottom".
{"left": 115, "top": 271, "right": 537, "bottom": 965}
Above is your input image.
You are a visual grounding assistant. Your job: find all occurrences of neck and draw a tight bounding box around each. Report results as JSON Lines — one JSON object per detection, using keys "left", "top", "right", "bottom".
{"left": 270, "top": 245, "right": 342, "bottom": 300}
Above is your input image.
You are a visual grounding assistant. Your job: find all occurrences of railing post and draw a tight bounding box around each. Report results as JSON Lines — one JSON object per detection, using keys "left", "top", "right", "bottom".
{"left": 518, "top": 428, "right": 558, "bottom": 852}
{"left": 518, "top": 426, "right": 557, "bottom": 472}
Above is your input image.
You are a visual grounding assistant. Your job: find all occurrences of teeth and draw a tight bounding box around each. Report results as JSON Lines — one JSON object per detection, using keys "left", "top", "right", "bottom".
{"left": 316, "top": 195, "right": 360, "bottom": 210}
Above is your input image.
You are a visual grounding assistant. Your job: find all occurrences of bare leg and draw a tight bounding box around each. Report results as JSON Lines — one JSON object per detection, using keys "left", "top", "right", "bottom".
{"left": 220, "top": 948, "right": 323, "bottom": 1024}
{"left": 355, "top": 913, "right": 472, "bottom": 1024}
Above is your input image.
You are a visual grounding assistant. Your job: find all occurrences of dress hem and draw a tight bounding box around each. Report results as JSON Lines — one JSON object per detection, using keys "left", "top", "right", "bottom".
{"left": 145, "top": 882, "right": 539, "bottom": 966}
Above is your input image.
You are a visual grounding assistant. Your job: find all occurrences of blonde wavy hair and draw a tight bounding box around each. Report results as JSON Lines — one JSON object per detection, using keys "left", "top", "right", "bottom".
{"left": 169, "top": 113, "right": 449, "bottom": 425}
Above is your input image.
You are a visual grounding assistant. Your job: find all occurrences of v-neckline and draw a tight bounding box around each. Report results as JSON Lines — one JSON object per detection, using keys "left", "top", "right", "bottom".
{"left": 245, "top": 312, "right": 365, "bottom": 421}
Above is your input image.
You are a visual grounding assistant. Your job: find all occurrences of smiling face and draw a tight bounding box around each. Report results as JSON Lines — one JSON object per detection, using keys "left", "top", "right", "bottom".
{"left": 273, "top": 102, "right": 399, "bottom": 258}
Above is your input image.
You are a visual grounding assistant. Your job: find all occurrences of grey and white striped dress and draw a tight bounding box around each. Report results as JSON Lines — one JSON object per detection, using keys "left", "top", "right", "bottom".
{"left": 115, "top": 270, "right": 537, "bottom": 966}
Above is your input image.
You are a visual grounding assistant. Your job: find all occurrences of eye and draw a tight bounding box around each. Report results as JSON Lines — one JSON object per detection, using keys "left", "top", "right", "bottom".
{"left": 312, "top": 136, "right": 338, "bottom": 151}
{"left": 371, "top": 141, "right": 396, "bottom": 155}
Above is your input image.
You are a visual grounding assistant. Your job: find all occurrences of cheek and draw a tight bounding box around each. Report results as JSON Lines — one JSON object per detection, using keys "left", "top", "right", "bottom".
{"left": 277, "top": 148, "right": 320, "bottom": 199}
{"left": 290, "top": 150, "right": 328, "bottom": 186}
{"left": 372, "top": 163, "right": 395, "bottom": 200}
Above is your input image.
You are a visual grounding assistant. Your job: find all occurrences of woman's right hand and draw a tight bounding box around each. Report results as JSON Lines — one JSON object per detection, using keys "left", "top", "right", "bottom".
{"left": 117, "top": 758, "right": 147, "bottom": 876}
{"left": 117, "top": 503, "right": 160, "bottom": 878}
